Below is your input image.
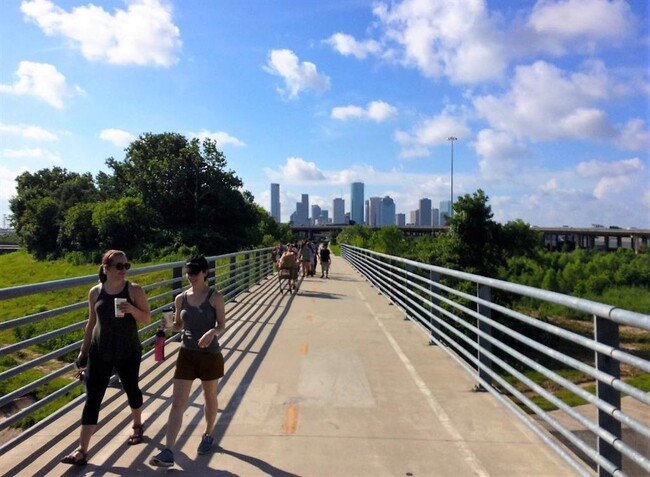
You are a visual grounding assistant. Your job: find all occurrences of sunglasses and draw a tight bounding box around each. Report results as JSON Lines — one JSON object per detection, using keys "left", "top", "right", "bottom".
{"left": 185, "top": 266, "right": 203, "bottom": 275}
{"left": 112, "top": 262, "right": 131, "bottom": 270}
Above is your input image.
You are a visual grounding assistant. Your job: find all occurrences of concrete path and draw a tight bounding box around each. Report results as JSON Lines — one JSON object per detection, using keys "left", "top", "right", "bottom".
{"left": 0, "top": 255, "right": 580, "bottom": 476}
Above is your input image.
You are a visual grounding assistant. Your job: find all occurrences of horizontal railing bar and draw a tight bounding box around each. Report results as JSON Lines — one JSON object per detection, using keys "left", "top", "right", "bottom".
{"left": 347, "top": 245, "right": 650, "bottom": 331}
{"left": 342, "top": 244, "right": 650, "bottom": 476}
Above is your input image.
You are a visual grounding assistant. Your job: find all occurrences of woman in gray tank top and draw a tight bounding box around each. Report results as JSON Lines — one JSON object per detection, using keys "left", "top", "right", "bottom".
{"left": 150, "top": 255, "right": 226, "bottom": 467}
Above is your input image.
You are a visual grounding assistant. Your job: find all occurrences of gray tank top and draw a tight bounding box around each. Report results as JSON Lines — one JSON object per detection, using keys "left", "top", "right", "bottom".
{"left": 180, "top": 288, "right": 220, "bottom": 353}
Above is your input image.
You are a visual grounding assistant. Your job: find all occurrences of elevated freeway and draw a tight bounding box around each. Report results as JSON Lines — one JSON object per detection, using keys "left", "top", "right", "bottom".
{"left": 291, "top": 225, "right": 650, "bottom": 252}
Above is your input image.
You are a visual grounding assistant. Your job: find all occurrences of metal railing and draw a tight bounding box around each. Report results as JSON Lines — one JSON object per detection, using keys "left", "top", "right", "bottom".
{"left": 342, "top": 244, "right": 650, "bottom": 477}
{"left": 0, "top": 247, "right": 273, "bottom": 452}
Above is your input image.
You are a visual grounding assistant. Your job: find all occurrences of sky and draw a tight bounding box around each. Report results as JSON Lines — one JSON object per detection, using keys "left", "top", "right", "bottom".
{"left": 0, "top": 0, "right": 649, "bottom": 229}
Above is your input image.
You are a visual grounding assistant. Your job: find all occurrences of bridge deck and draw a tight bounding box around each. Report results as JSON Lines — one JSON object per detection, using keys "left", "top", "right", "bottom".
{"left": 0, "top": 256, "right": 578, "bottom": 476}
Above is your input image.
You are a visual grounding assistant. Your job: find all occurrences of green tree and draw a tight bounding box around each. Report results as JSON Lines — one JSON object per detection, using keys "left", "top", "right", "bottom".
{"left": 92, "top": 197, "right": 152, "bottom": 251}
{"left": 368, "top": 226, "right": 408, "bottom": 256}
{"left": 58, "top": 202, "right": 99, "bottom": 252}
{"left": 106, "top": 132, "right": 258, "bottom": 253}
{"left": 446, "top": 189, "right": 502, "bottom": 276}
{"left": 337, "top": 225, "right": 372, "bottom": 248}
{"left": 500, "top": 219, "right": 543, "bottom": 258}
{"left": 10, "top": 167, "right": 98, "bottom": 258}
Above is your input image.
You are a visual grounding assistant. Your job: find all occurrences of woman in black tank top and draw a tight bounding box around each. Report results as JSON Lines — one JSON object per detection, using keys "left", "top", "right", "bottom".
{"left": 61, "top": 250, "right": 151, "bottom": 466}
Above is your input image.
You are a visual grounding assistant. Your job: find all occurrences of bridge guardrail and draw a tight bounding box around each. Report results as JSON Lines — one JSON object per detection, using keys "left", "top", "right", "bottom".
{"left": 342, "top": 244, "right": 649, "bottom": 477}
{"left": 0, "top": 247, "right": 273, "bottom": 452}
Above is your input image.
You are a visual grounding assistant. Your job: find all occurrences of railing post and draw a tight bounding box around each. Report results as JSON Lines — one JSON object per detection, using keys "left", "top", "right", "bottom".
{"left": 245, "top": 252, "right": 251, "bottom": 291}
{"left": 228, "top": 256, "right": 237, "bottom": 296}
{"left": 429, "top": 270, "right": 440, "bottom": 345}
{"left": 595, "top": 315, "right": 621, "bottom": 476}
{"left": 208, "top": 258, "right": 216, "bottom": 288}
{"left": 172, "top": 265, "right": 183, "bottom": 298}
{"left": 404, "top": 262, "right": 413, "bottom": 321}
{"left": 475, "top": 284, "right": 493, "bottom": 391}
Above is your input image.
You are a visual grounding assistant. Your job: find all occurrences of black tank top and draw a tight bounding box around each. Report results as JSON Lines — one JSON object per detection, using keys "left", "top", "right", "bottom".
{"left": 90, "top": 282, "right": 142, "bottom": 360}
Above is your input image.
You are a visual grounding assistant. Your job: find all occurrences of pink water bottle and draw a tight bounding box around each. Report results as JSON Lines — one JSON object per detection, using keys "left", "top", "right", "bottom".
{"left": 155, "top": 329, "right": 165, "bottom": 361}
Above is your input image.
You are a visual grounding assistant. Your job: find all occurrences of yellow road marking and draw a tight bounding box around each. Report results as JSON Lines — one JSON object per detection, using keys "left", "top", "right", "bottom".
{"left": 282, "top": 403, "right": 299, "bottom": 434}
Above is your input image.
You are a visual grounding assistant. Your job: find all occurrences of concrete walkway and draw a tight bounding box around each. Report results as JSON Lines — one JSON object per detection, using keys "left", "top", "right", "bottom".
{"left": 0, "top": 256, "right": 580, "bottom": 476}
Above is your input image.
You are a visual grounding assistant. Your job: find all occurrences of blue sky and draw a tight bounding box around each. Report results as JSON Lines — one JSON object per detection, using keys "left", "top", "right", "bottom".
{"left": 1, "top": 0, "right": 648, "bottom": 228}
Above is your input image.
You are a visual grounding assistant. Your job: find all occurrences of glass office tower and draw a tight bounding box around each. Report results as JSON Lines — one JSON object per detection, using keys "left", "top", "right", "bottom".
{"left": 271, "top": 183, "right": 280, "bottom": 222}
{"left": 351, "top": 182, "right": 364, "bottom": 225}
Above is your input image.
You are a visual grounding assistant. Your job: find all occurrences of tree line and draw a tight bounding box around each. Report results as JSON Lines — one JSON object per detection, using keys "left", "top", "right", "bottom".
{"left": 10, "top": 132, "right": 292, "bottom": 260}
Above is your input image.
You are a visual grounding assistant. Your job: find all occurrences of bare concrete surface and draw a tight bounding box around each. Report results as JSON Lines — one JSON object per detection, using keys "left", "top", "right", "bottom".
{"left": 0, "top": 256, "right": 583, "bottom": 476}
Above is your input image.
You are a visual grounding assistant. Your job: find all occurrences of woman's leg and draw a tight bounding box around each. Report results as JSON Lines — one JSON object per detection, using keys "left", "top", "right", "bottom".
{"left": 165, "top": 379, "right": 193, "bottom": 449}
{"left": 114, "top": 353, "right": 144, "bottom": 427}
{"left": 200, "top": 379, "right": 219, "bottom": 436}
{"left": 62, "top": 355, "right": 111, "bottom": 461}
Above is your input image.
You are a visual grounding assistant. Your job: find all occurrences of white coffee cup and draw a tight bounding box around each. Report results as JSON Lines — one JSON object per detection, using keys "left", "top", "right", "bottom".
{"left": 114, "top": 298, "right": 127, "bottom": 317}
{"left": 161, "top": 309, "right": 174, "bottom": 329}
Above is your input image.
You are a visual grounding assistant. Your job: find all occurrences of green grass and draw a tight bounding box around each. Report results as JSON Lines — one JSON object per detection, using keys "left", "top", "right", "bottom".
{"left": 0, "top": 250, "right": 186, "bottom": 429}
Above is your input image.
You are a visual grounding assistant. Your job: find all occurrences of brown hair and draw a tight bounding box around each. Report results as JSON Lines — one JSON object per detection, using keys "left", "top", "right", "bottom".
{"left": 98, "top": 250, "right": 126, "bottom": 283}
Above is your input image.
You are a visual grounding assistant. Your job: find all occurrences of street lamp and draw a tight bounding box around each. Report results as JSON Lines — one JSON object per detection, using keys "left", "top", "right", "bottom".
{"left": 447, "top": 136, "right": 457, "bottom": 217}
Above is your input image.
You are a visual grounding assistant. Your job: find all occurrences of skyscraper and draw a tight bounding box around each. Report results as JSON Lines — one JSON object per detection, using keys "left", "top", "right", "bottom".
{"left": 419, "top": 198, "right": 432, "bottom": 226}
{"left": 270, "top": 183, "right": 280, "bottom": 223}
{"left": 291, "top": 194, "right": 309, "bottom": 226}
{"left": 333, "top": 198, "right": 345, "bottom": 224}
{"left": 350, "top": 182, "right": 364, "bottom": 225}
{"left": 439, "top": 200, "right": 452, "bottom": 226}
{"left": 380, "top": 196, "right": 395, "bottom": 227}
{"left": 368, "top": 197, "right": 382, "bottom": 226}
{"left": 432, "top": 207, "right": 440, "bottom": 227}
{"left": 311, "top": 204, "right": 321, "bottom": 225}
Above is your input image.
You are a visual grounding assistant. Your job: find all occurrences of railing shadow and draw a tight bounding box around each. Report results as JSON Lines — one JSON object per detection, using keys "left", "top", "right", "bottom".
{"left": 2, "top": 271, "right": 297, "bottom": 475}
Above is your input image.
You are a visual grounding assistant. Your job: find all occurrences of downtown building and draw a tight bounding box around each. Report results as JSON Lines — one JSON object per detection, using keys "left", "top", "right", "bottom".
{"left": 270, "top": 183, "right": 281, "bottom": 223}
{"left": 350, "top": 182, "right": 364, "bottom": 225}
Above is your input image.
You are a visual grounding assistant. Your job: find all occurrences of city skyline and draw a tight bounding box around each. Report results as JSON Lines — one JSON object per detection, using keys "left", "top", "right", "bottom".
{"left": 274, "top": 181, "right": 454, "bottom": 227}
{"left": 1, "top": 1, "right": 648, "bottom": 228}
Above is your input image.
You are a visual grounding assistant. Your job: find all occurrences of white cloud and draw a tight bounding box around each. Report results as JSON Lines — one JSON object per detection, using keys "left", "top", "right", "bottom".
{"left": 0, "top": 165, "right": 29, "bottom": 203}
{"left": 474, "top": 60, "right": 615, "bottom": 142}
{"left": 2, "top": 147, "right": 61, "bottom": 163}
{"left": 267, "top": 157, "right": 326, "bottom": 182}
{"left": 331, "top": 100, "right": 397, "bottom": 122}
{"left": 528, "top": 0, "right": 635, "bottom": 44}
{"left": 577, "top": 157, "right": 644, "bottom": 199}
{"left": 0, "top": 61, "right": 84, "bottom": 109}
{"left": 21, "top": 0, "right": 181, "bottom": 66}
{"left": 190, "top": 129, "right": 246, "bottom": 147}
{"left": 263, "top": 49, "right": 330, "bottom": 99}
{"left": 395, "top": 109, "right": 470, "bottom": 158}
{"left": 616, "top": 118, "right": 650, "bottom": 152}
{"left": 371, "top": 0, "right": 507, "bottom": 84}
{"left": 0, "top": 123, "right": 58, "bottom": 141}
{"left": 99, "top": 128, "right": 135, "bottom": 147}
{"left": 325, "top": 33, "right": 381, "bottom": 59}
{"left": 473, "top": 129, "right": 529, "bottom": 179}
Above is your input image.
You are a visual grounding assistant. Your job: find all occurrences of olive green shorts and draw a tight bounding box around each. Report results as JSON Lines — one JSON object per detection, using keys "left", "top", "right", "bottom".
{"left": 174, "top": 347, "right": 224, "bottom": 381}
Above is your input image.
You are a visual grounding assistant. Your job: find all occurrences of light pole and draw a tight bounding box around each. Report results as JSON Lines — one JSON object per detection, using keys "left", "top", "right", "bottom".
{"left": 447, "top": 136, "right": 457, "bottom": 217}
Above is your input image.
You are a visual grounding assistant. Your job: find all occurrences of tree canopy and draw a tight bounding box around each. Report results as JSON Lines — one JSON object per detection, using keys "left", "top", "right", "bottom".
{"left": 10, "top": 132, "right": 281, "bottom": 259}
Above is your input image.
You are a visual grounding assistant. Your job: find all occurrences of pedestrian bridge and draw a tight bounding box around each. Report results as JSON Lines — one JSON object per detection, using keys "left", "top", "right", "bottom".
{"left": 0, "top": 247, "right": 648, "bottom": 476}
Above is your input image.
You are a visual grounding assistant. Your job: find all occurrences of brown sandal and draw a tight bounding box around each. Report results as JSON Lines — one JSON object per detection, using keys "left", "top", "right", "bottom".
{"left": 127, "top": 424, "right": 144, "bottom": 445}
{"left": 61, "top": 448, "right": 87, "bottom": 466}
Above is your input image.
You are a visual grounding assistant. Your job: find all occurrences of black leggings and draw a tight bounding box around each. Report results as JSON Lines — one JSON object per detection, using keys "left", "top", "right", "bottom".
{"left": 81, "top": 351, "right": 143, "bottom": 425}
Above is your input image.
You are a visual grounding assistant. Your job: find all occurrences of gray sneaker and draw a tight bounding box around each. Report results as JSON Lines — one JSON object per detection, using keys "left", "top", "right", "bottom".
{"left": 197, "top": 434, "right": 214, "bottom": 455}
{"left": 150, "top": 448, "right": 174, "bottom": 467}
